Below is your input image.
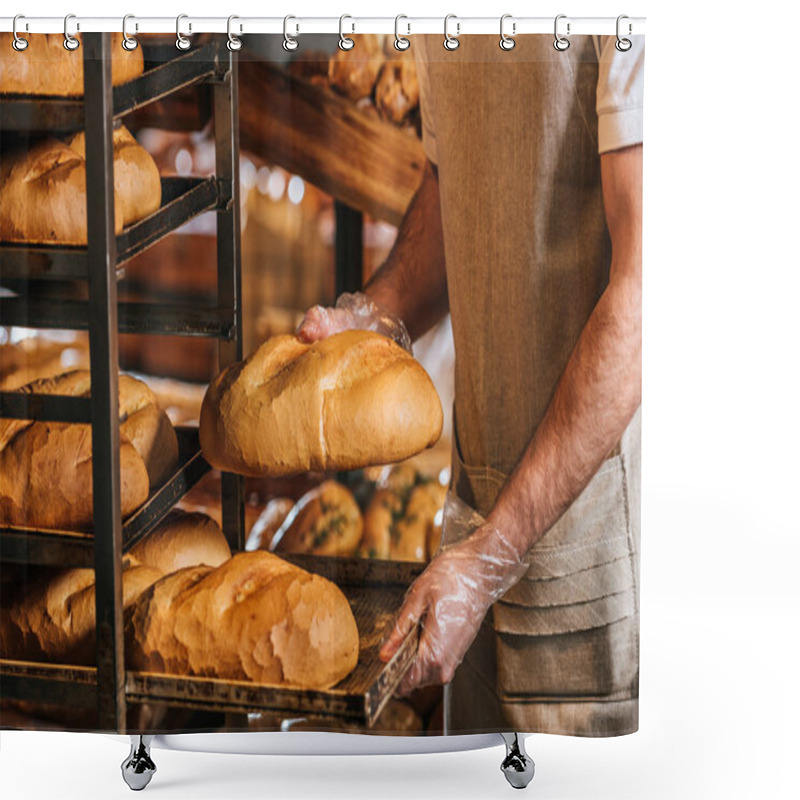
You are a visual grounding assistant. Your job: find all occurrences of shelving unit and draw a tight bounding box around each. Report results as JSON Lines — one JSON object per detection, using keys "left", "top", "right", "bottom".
{"left": 0, "top": 35, "right": 414, "bottom": 734}
{"left": 0, "top": 33, "right": 244, "bottom": 731}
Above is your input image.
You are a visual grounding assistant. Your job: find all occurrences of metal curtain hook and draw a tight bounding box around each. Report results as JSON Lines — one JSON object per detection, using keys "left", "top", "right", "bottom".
{"left": 443, "top": 14, "right": 460, "bottom": 51}
{"left": 553, "top": 14, "right": 570, "bottom": 51}
{"left": 176, "top": 14, "right": 191, "bottom": 50}
{"left": 283, "top": 16, "right": 298, "bottom": 51}
{"left": 12, "top": 15, "right": 29, "bottom": 51}
{"left": 63, "top": 13, "right": 79, "bottom": 51}
{"left": 227, "top": 15, "right": 242, "bottom": 51}
{"left": 122, "top": 15, "right": 138, "bottom": 51}
{"left": 500, "top": 14, "right": 516, "bottom": 50}
{"left": 339, "top": 15, "right": 354, "bottom": 51}
{"left": 394, "top": 15, "right": 410, "bottom": 51}
{"left": 616, "top": 14, "right": 632, "bottom": 52}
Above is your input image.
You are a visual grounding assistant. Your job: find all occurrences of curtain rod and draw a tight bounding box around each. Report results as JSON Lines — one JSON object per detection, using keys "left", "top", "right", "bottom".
{"left": 0, "top": 16, "right": 646, "bottom": 37}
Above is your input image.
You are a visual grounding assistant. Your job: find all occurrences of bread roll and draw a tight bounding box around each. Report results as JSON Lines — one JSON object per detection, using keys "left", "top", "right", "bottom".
{"left": 375, "top": 56, "right": 420, "bottom": 125}
{"left": 65, "top": 126, "right": 161, "bottom": 226}
{"left": 0, "top": 337, "right": 89, "bottom": 391}
{"left": 128, "top": 509, "right": 231, "bottom": 574}
{"left": 327, "top": 35, "right": 384, "bottom": 101}
{"left": 358, "top": 488, "right": 401, "bottom": 560}
{"left": 126, "top": 551, "right": 359, "bottom": 689}
{"left": 273, "top": 481, "right": 363, "bottom": 557}
{"left": 0, "top": 33, "right": 143, "bottom": 96}
{"left": 0, "top": 370, "right": 179, "bottom": 529}
{"left": 0, "top": 126, "right": 160, "bottom": 245}
{"left": 0, "top": 511, "right": 228, "bottom": 664}
{"left": 199, "top": 331, "right": 443, "bottom": 477}
{"left": 246, "top": 497, "right": 295, "bottom": 552}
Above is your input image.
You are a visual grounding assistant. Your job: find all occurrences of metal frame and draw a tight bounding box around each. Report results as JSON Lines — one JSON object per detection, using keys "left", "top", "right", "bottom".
{"left": 0, "top": 35, "right": 242, "bottom": 733}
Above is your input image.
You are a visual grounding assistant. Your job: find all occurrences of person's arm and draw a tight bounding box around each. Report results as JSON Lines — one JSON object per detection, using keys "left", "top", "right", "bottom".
{"left": 487, "top": 143, "right": 642, "bottom": 552}
{"left": 298, "top": 160, "right": 449, "bottom": 344}
{"left": 380, "top": 144, "right": 643, "bottom": 694}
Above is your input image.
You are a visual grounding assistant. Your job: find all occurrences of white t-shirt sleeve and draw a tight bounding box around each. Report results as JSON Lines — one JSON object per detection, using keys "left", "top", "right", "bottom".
{"left": 595, "top": 35, "right": 645, "bottom": 154}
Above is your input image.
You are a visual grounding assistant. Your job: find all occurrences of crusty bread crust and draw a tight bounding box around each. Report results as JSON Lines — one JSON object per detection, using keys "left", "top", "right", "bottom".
{"left": 199, "top": 331, "right": 444, "bottom": 476}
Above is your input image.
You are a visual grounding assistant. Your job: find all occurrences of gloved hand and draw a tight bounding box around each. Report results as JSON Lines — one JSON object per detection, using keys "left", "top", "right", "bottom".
{"left": 296, "top": 292, "right": 412, "bottom": 353}
{"left": 379, "top": 492, "right": 529, "bottom": 696}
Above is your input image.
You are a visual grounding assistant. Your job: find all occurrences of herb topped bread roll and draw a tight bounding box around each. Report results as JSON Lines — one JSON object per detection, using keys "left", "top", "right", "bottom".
{"left": 199, "top": 331, "right": 443, "bottom": 477}
{"left": 272, "top": 481, "right": 363, "bottom": 557}
{"left": 126, "top": 551, "right": 359, "bottom": 689}
{"left": 0, "top": 370, "right": 179, "bottom": 529}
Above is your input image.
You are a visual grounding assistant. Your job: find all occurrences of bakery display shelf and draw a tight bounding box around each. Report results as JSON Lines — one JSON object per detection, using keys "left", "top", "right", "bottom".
{"left": 0, "top": 391, "right": 91, "bottom": 424}
{"left": 0, "top": 297, "right": 234, "bottom": 339}
{"left": 0, "top": 426, "right": 211, "bottom": 568}
{"left": 0, "top": 660, "right": 98, "bottom": 710}
{"left": 0, "top": 40, "right": 222, "bottom": 135}
{"left": 0, "top": 176, "right": 222, "bottom": 282}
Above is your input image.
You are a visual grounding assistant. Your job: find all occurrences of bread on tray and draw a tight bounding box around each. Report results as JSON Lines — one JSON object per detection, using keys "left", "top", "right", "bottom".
{"left": 126, "top": 550, "right": 359, "bottom": 689}
{"left": 0, "top": 511, "right": 229, "bottom": 665}
{"left": 0, "top": 370, "right": 179, "bottom": 529}
{"left": 199, "top": 330, "right": 443, "bottom": 477}
{"left": 0, "top": 125, "right": 161, "bottom": 245}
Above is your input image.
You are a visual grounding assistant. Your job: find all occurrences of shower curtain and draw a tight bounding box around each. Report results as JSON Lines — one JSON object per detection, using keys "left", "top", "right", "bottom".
{"left": 0, "top": 28, "right": 644, "bottom": 739}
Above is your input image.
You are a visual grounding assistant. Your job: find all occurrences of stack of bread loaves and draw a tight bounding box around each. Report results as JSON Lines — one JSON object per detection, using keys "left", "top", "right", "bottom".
{"left": 0, "top": 125, "right": 161, "bottom": 245}
{"left": 0, "top": 370, "right": 179, "bottom": 529}
{"left": 1, "top": 510, "right": 361, "bottom": 690}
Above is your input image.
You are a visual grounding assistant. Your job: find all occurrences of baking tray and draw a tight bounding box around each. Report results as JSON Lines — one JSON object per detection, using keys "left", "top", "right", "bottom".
{"left": 0, "top": 556, "right": 424, "bottom": 730}
{"left": 0, "top": 426, "right": 210, "bottom": 567}
{"left": 0, "top": 41, "right": 221, "bottom": 135}
{"left": 0, "top": 176, "right": 222, "bottom": 282}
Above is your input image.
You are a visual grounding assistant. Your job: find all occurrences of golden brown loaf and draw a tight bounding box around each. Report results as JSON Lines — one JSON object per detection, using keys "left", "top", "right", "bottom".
{"left": 327, "top": 35, "right": 384, "bottom": 101}
{"left": 0, "top": 370, "right": 179, "bottom": 529}
{"left": 65, "top": 126, "right": 161, "bottom": 226}
{"left": 273, "top": 481, "right": 363, "bottom": 557}
{"left": 0, "top": 511, "right": 229, "bottom": 664}
{"left": 245, "top": 497, "right": 295, "bottom": 552}
{"left": 126, "top": 551, "right": 360, "bottom": 689}
{"left": 199, "top": 331, "right": 443, "bottom": 477}
{"left": 375, "top": 55, "right": 420, "bottom": 125}
{"left": 0, "top": 126, "right": 160, "bottom": 245}
{"left": 0, "top": 33, "right": 143, "bottom": 96}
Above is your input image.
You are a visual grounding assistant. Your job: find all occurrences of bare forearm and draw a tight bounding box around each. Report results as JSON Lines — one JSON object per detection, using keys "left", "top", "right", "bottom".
{"left": 487, "top": 146, "right": 643, "bottom": 557}
{"left": 364, "top": 161, "right": 449, "bottom": 341}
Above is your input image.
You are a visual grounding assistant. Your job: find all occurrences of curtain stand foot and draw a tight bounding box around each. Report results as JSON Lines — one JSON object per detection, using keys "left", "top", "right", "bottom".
{"left": 500, "top": 733, "right": 535, "bottom": 789}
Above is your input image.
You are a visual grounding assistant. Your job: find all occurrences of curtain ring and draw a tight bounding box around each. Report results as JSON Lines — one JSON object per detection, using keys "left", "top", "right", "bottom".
{"left": 227, "top": 15, "right": 242, "bottom": 51}
{"left": 63, "top": 14, "right": 80, "bottom": 51}
{"left": 499, "top": 14, "right": 515, "bottom": 50}
{"left": 443, "top": 14, "right": 460, "bottom": 51}
{"left": 394, "top": 15, "right": 410, "bottom": 51}
{"left": 12, "top": 15, "right": 29, "bottom": 51}
{"left": 176, "top": 14, "right": 191, "bottom": 50}
{"left": 283, "top": 15, "right": 299, "bottom": 51}
{"left": 122, "top": 15, "right": 138, "bottom": 51}
{"left": 338, "top": 14, "right": 354, "bottom": 51}
{"left": 553, "top": 14, "right": 570, "bottom": 51}
{"left": 615, "top": 14, "right": 632, "bottom": 52}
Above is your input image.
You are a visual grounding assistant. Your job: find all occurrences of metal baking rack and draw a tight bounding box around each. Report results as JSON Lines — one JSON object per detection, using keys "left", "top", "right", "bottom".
{"left": 0, "top": 33, "right": 244, "bottom": 731}
{"left": 0, "top": 34, "right": 407, "bottom": 735}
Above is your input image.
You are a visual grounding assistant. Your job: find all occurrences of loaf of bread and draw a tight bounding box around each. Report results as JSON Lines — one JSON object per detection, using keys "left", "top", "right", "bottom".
{"left": 65, "top": 126, "right": 161, "bottom": 227}
{"left": 0, "top": 370, "right": 179, "bottom": 529}
{"left": 199, "top": 331, "right": 443, "bottom": 477}
{"left": 0, "top": 33, "right": 143, "bottom": 96}
{"left": 375, "top": 54, "right": 420, "bottom": 125}
{"left": 245, "top": 497, "right": 295, "bottom": 552}
{"left": 0, "top": 511, "right": 229, "bottom": 665}
{"left": 272, "top": 481, "right": 363, "bottom": 557}
{"left": 359, "top": 468, "right": 447, "bottom": 562}
{"left": 0, "top": 336, "right": 89, "bottom": 391}
{"left": 0, "top": 125, "right": 161, "bottom": 245}
{"left": 126, "top": 551, "right": 359, "bottom": 689}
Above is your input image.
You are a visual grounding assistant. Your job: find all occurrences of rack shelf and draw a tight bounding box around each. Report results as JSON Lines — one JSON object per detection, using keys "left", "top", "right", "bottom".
{"left": 0, "top": 176, "right": 223, "bottom": 282}
{"left": 0, "top": 426, "right": 211, "bottom": 568}
{"left": 0, "top": 41, "right": 221, "bottom": 135}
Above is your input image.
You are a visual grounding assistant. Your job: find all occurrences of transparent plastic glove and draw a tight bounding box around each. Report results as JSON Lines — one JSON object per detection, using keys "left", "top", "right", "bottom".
{"left": 296, "top": 292, "right": 412, "bottom": 353}
{"left": 379, "top": 492, "right": 529, "bottom": 696}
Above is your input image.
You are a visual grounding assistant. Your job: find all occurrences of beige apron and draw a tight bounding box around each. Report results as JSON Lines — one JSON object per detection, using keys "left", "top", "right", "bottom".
{"left": 415, "top": 35, "right": 641, "bottom": 737}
